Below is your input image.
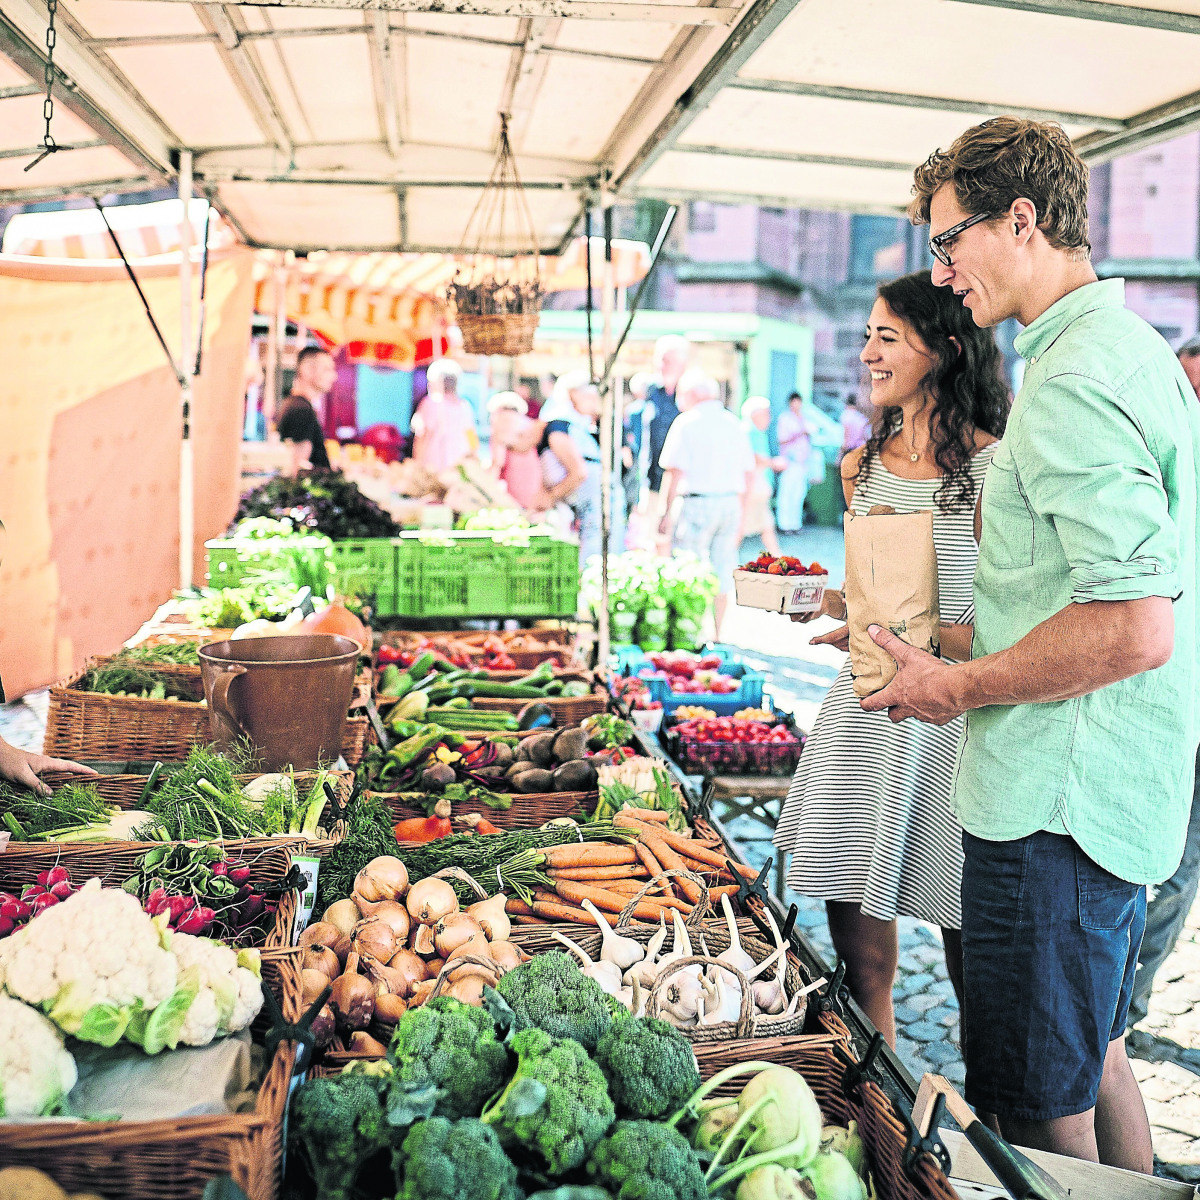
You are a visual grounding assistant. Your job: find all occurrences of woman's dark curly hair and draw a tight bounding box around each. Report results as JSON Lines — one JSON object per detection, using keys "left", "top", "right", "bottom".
{"left": 858, "top": 271, "right": 1010, "bottom": 512}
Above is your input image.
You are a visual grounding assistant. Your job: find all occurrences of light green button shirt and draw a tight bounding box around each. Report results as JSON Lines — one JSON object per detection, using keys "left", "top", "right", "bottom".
{"left": 954, "top": 279, "right": 1200, "bottom": 885}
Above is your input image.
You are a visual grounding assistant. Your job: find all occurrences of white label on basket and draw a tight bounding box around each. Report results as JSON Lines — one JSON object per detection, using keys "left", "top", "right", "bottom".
{"left": 790, "top": 583, "right": 822, "bottom": 606}
{"left": 291, "top": 855, "right": 320, "bottom": 943}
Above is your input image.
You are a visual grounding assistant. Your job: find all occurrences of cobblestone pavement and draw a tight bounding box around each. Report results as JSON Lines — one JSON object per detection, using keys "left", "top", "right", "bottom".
{"left": 725, "top": 526, "right": 1200, "bottom": 1182}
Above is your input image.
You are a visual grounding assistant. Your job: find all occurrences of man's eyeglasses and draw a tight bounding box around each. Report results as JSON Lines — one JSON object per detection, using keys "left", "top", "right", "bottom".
{"left": 929, "top": 211, "right": 994, "bottom": 267}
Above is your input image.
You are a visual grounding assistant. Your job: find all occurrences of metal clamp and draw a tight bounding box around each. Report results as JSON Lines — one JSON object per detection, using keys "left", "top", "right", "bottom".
{"left": 262, "top": 980, "right": 331, "bottom": 1076}
{"left": 841, "top": 1030, "right": 885, "bottom": 1102}
{"left": 811, "top": 959, "right": 851, "bottom": 1019}
{"left": 901, "top": 1091, "right": 953, "bottom": 1179}
{"left": 365, "top": 698, "right": 393, "bottom": 753}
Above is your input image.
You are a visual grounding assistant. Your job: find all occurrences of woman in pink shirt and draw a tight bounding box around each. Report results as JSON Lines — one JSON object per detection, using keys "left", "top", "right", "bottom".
{"left": 488, "top": 392, "right": 542, "bottom": 507}
{"left": 411, "top": 359, "right": 477, "bottom": 474}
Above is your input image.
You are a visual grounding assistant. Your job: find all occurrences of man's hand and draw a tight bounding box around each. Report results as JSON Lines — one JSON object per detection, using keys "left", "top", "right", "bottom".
{"left": 859, "top": 625, "right": 964, "bottom": 725}
{"left": 0, "top": 738, "right": 97, "bottom": 796}
{"left": 804, "top": 622, "right": 849, "bottom": 652}
{"left": 791, "top": 588, "right": 847, "bottom": 625}
{"left": 658, "top": 514, "right": 671, "bottom": 537}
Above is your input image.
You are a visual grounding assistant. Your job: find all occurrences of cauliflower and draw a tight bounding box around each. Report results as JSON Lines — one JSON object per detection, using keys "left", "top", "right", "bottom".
{"left": 0, "top": 995, "right": 77, "bottom": 1117}
{"left": 0, "top": 879, "right": 177, "bottom": 1048}
{"left": 169, "top": 933, "right": 264, "bottom": 1045}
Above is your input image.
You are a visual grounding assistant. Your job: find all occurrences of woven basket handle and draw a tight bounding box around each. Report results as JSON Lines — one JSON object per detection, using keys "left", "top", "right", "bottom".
{"left": 614, "top": 868, "right": 710, "bottom": 932}
{"left": 427, "top": 952, "right": 506, "bottom": 1001}
{"left": 433, "top": 865, "right": 488, "bottom": 899}
{"left": 645, "top": 954, "right": 755, "bottom": 1038}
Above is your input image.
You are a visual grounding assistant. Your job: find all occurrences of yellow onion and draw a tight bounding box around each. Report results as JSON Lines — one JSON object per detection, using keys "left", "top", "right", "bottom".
{"left": 329, "top": 952, "right": 374, "bottom": 1031}
{"left": 322, "top": 900, "right": 361, "bottom": 939}
{"left": 311, "top": 1005, "right": 336, "bottom": 1048}
{"left": 487, "top": 941, "right": 524, "bottom": 972}
{"left": 434, "top": 913, "right": 483, "bottom": 959}
{"left": 446, "top": 933, "right": 491, "bottom": 963}
{"left": 408, "top": 979, "right": 437, "bottom": 1008}
{"left": 446, "top": 975, "right": 487, "bottom": 1005}
{"left": 406, "top": 877, "right": 458, "bottom": 925}
{"left": 301, "top": 944, "right": 340, "bottom": 982}
{"left": 353, "top": 919, "right": 399, "bottom": 964}
{"left": 299, "top": 920, "right": 342, "bottom": 950}
{"left": 301, "top": 968, "right": 332, "bottom": 1006}
{"left": 466, "top": 893, "right": 511, "bottom": 942}
{"left": 348, "top": 1030, "right": 389, "bottom": 1055}
{"left": 373, "top": 994, "right": 408, "bottom": 1027}
{"left": 411, "top": 924, "right": 437, "bottom": 959}
{"left": 366, "top": 899, "right": 411, "bottom": 946}
{"left": 386, "top": 949, "right": 428, "bottom": 995}
{"left": 355, "top": 857, "right": 409, "bottom": 905}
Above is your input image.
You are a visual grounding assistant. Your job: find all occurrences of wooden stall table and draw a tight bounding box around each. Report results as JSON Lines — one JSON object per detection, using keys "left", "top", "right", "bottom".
{"left": 707, "top": 773, "right": 792, "bottom": 902}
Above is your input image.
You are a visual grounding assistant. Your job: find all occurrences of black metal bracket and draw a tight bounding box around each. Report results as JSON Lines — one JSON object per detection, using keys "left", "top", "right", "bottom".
{"left": 293, "top": 586, "right": 315, "bottom": 617}
{"left": 696, "top": 778, "right": 715, "bottom": 823}
{"left": 842, "top": 1030, "right": 885, "bottom": 1102}
{"left": 262, "top": 980, "right": 331, "bottom": 1076}
{"left": 812, "top": 959, "right": 851, "bottom": 1020}
{"left": 322, "top": 777, "right": 350, "bottom": 826}
{"left": 733, "top": 860, "right": 798, "bottom": 945}
{"left": 365, "top": 699, "right": 393, "bottom": 753}
{"left": 901, "top": 1091, "right": 953, "bottom": 1179}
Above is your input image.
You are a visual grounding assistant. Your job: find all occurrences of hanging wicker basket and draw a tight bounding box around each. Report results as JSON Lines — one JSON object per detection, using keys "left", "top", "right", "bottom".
{"left": 447, "top": 113, "right": 543, "bottom": 357}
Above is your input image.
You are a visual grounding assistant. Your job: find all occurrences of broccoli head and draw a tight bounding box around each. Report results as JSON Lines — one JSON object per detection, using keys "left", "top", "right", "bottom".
{"left": 587, "top": 1119, "right": 708, "bottom": 1200}
{"left": 495, "top": 951, "right": 613, "bottom": 1051}
{"left": 593, "top": 1016, "right": 701, "bottom": 1119}
{"left": 390, "top": 997, "right": 511, "bottom": 1119}
{"left": 396, "top": 1116, "right": 524, "bottom": 1200}
{"left": 288, "top": 1067, "right": 392, "bottom": 1200}
{"left": 481, "top": 1027, "right": 615, "bottom": 1175}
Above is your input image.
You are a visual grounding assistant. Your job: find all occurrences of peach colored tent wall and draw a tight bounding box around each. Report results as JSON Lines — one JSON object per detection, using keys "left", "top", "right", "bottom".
{"left": 0, "top": 248, "right": 255, "bottom": 698}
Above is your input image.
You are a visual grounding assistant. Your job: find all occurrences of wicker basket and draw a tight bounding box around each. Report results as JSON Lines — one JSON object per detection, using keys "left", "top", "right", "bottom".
{"left": 691, "top": 1034, "right": 959, "bottom": 1200}
{"left": 378, "top": 788, "right": 595, "bottom": 831}
{"left": 0, "top": 950, "right": 304, "bottom": 1200}
{"left": 45, "top": 671, "right": 372, "bottom": 766}
{"left": 471, "top": 690, "right": 607, "bottom": 723}
{"left": 456, "top": 311, "right": 539, "bottom": 356}
{"left": 0, "top": 840, "right": 300, "bottom": 951}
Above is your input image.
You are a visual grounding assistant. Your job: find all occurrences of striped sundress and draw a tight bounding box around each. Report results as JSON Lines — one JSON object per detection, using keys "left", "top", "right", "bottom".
{"left": 773, "top": 444, "right": 997, "bottom": 930}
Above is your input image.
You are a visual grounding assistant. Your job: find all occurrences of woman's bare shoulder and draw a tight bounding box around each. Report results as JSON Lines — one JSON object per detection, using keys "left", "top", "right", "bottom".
{"left": 840, "top": 445, "right": 866, "bottom": 478}
{"left": 972, "top": 430, "right": 999, "bottom": 452}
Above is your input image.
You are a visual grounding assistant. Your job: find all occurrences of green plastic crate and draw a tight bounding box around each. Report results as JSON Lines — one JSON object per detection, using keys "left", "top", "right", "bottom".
{"left": 393, "top": 532, "right": 578, "bottom": 618}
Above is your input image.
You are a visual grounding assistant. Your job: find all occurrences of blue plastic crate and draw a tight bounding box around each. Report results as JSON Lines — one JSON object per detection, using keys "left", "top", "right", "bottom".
{"left": 619, "top": 651, "right": 765, "bottom": 715}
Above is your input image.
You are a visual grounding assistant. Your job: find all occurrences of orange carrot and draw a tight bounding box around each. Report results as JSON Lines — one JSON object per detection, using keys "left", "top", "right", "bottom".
{"left": 635, "top": 843, "right": 671, "bottom": 896}
{"left": 622, "top": 807, "right": 670, "bottom": 823}
{"left": 532, "top": 900, "right": 597, "bottom": 924}
{"left": 631, "top": 827, "right": 705, "bottom": 905}
{"left": 551, "top": 878, "right": 691, "bottom": 920}
{"left": 512, "top": 914, "right": 550, "bottom": 924}
{"left": 505, "top": 897, "right": 536, "bottom": 916}
{"left": 540, "top": 843, "right": 639, "bottom": 869}
{"left": 708, "top": 884, "right": 743, "bottom": 900}
{"left": 548, "top": 865, "right": 649, "bottom": 881}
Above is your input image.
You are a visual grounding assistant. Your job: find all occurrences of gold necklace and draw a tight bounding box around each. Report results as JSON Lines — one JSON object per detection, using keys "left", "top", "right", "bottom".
{"left": 906, "top": 424, "right": 921, "bottom": 463}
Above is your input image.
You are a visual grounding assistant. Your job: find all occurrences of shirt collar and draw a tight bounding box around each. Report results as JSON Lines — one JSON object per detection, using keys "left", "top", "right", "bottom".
{"left": 1014, "top": 278, "right": 1125, "bottom": 363}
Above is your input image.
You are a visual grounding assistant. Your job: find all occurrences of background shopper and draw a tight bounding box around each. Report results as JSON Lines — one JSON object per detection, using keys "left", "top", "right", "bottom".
{"left": 487, "top": 391, "right": 542, "bottom": 508}
{"left": 657, "top": 369, "right": 754, "bottom": 641}
{"left": 411, "top": 359, "right": 477, "bottom": 474}
{"left": 1126, "top": 335, "right": 1200, "bottom": 1031}
{"left": 278, "top": 345, "right": 337, "bottom": 472}
{"left": 740, "top": 395, "right": 784, "bottom": 557}
{"left": 775, "top": 392, "right": 812, "bottom": 532}
{"left": 776, "top": 271, "right": 1007, "bottom": 1046}
{"left": 875, "top": 116, "right": 1200, "bottom": 1172}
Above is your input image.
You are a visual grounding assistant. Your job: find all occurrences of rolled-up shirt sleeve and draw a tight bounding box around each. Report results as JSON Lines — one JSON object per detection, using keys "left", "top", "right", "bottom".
{"left": 1018, "top": 371, "right": 1182, "bottom": 603}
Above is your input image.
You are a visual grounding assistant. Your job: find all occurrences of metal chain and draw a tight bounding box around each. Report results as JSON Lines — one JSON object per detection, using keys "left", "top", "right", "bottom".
{"left": 24, "top": 0, "right": 59, "bottom": 172}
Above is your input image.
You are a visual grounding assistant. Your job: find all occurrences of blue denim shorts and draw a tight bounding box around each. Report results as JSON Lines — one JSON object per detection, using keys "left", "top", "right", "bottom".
{"left": 960, "top": 830, "right": 1146, "bottom": 1121}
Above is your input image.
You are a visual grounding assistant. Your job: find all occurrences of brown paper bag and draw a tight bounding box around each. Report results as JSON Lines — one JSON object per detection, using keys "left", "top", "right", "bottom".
{"left": 843, "top": 505, "right": 940, "bottom": 698}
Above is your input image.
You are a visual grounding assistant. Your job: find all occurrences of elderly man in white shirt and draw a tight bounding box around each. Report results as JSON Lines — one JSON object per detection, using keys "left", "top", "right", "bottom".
{"left": 657, "top": 369, "right": 756, "bottom": 640}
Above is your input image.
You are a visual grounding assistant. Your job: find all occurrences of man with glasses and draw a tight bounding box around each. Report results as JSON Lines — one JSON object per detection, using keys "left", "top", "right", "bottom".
{"left": 862, "top": 116, "right": 1200, "bottom": 1171}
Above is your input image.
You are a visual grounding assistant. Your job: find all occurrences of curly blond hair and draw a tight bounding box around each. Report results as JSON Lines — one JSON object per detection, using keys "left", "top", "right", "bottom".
{"left": 910, "top": 117, "right": 1090, "bottom": 261}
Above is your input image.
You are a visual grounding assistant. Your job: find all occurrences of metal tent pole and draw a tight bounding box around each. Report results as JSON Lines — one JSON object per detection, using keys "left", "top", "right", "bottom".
{"left": 178, "top": 150, "right": 196, "bottom": 590}
{"left": 597, "top": 191, "right": 615, "bottom": 666}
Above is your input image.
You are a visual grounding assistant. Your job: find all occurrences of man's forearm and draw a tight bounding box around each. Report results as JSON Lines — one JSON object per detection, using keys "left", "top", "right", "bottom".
{"left": 948, "top": 597, "right": 1174, "bottom": 710}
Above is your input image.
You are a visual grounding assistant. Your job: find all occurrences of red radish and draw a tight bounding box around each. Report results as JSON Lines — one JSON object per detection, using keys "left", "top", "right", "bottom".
{"left": 227, "top": 866, "right": 252, "bottom": 886}
{"left": 36, "top": 869, "right": 51, "bottom": 887}
{"left": 166, "top": 895, "right": 197, "bottom": 922}
{"left": 32, "top": 893, "right": 59, "bottom": 913}
{"left": 0, "top": 917, "right": 13, "bottom": 938}
{"left": 44, "top": 866, "right": 71, "bottom": 888}
{"left": 0, "top": 899, "right": 31, "bottom": 922}
{"left": 176, "top": 909, "right": 214, "bottom": 935}
{"left": 22, "top": 885, "right": 44, "bottom": 900}
{"left": 49, "top": 880, "right": 74, "bottom": 900}
{"left": 210, "top": 862, "right": 228, "bottom": 877}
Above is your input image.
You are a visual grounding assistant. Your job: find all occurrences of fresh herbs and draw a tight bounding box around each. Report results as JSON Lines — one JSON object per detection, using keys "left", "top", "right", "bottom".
{"left": 0, "top": 781, "right": 116, "bottom": 841}
{"left": 120, "top": 642, "right": 201, "bottom": 666}
{"left": 139, "top": 746, "right": 259, "bottom": 841}
{"left": 82, "top": 662, "right": 194, "bottom": 701}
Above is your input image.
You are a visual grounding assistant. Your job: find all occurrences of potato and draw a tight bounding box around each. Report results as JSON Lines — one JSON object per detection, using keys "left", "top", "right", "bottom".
{"left": 526, "top": 733, "right": 558, "bottom": 767}
{"left": 515, "top": 740, "right": 533, "bottom": 762}
{"left": 505, "top": 762, "right": 538, "bottom": 781}
{"left": 552, "top": 727, "right": 588, "bottom": 764}
{"left": 513, "top": 768, "right": 555, "bottom": 793}
{"left": 553, "top": 760, "right": 597, "bottom": 792}
{"left": 491, "top": 741, "right": 514, "bottom": 768}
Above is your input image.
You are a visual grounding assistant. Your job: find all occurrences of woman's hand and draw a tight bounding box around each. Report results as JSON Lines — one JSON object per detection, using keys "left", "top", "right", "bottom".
{"left": 0, "top": 738, "right": 97, "bottom": 796}
{"left": 809, "top": 623, "right": 850, "bottom": 652}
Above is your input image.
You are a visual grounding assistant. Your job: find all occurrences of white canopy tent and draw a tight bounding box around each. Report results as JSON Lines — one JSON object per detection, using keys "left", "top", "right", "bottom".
{"left": 4, "top": 0, "right": 1200, "bottom": 242}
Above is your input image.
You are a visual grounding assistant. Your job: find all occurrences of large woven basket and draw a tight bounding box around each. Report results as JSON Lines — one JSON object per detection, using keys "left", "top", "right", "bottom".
{"left": 471, "top": 689, "right": 607, "bottom": 723}
{"left": 456, "top": 311, "right": 539, "bottom": 356}
{"left": 379, "top": 788, "right": 595, "bottom": 831}
{"left": 0, "top": 950, "right": 304, "bottom": 1200}
{"left": 44, "top": 671, "right": 371, "bottom": 766}
{"left": 0, "top": 840, "right": 301, "bottom": 950}
{"left": 691, "top": 1034, "right": 959, "bottom": 1200}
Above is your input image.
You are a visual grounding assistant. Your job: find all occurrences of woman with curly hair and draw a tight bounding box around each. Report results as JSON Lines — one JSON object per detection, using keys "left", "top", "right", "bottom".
{"left": 774, "top": 271, "right": 1009, "bottom": 1046}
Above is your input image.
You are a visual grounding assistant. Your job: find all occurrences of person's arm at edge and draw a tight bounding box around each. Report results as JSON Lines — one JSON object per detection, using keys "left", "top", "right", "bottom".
{"left": 657, "top": 467, "right": 682, "bottom": 536}
{"left": 540, "top": 430, "right": 588, "bottom": 505}
{"left": 0, "top": 737, "right": 97, "bottom": 796}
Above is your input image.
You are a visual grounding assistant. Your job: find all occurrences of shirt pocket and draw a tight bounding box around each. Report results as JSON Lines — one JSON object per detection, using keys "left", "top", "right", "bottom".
{"left": 980, "top": 447, "right": 1035, "bottom": 569}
